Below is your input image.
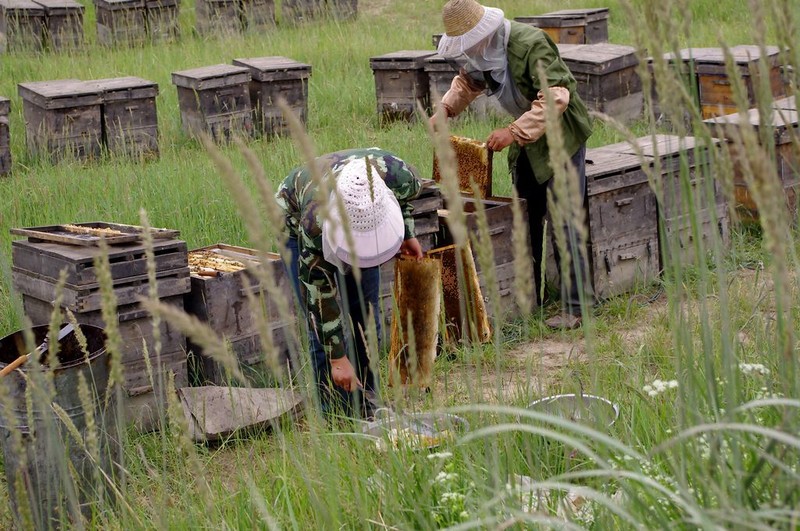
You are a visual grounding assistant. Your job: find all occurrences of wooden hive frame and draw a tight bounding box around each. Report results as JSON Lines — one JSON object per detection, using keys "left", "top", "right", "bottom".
{"left": 432, "top": 135, "right": 493, "bottom": 199}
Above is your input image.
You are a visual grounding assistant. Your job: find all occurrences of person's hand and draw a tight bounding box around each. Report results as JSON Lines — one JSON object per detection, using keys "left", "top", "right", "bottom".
{"left": 487, "top": 127, "right": 515, "bottom": 152}
{"left": 399, "top": 237, "right": 424, "bottom": 260}
{"left": 330, "top": 356, "right": 362, "bottom": 392}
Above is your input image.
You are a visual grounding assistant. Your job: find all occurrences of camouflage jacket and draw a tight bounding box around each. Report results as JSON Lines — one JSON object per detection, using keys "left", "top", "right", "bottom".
{"left": 275, "top": 148, "right": 422, "bottom": 360}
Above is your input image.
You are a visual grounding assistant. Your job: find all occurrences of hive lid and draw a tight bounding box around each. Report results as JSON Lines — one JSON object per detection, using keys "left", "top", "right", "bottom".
{"left": 600, "top": 134, "right": 720, "bottom": 159}
{"left": 516, "top": 7, "right": 609, "bottom": 26}
{"left": 704, "top": 107, "right": 799, "bottom": 132}
{"left": 94, "top": 0, "right": 145, "bottom": 8}
{"left": 171, "top": 64, "right": 251, "bottom": 90}
{"left": 559, "top": 43, "right": 640, "bottom": 74}
{"left": 691, "top": 45, "right": 782, "bottom": 66}
{"left": 89, "top": 76, "right": 159, "bottom": 99}
{"left": 18, "top": 79, "right": 101, "bottom": 109}
{"left": 31, "top": 0, "right": 84, "bottom": 11}
{"left": 370, "top": 50, "right": 436, "bottom": 69}
{"left": 0, "top": 0, "right": 44, "bottom": 12}
{"left": 773, "top": 95, "right": 796, "bottom": 111}
{"left": 232, "top": 56, "right": 312, "bottom": 81}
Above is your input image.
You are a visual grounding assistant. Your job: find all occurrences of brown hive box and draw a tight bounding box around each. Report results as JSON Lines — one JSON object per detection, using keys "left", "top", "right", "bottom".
{"left": 145, "top": 0, "right": 179, "bottom": 43}
{"left": 559, "top": 42, "right": 643, "bottom": 123}
{"left": 240, "top": 0, "right": 274, "bottom": 32}
{"left": 232, "top": 56, "right": 311, "bottom": 137}
{"left": 34, "top": 0, "right": 84, "bottom": 50}
{"left": 646, "top": 48, "right": 719, "bottom": 127}
{"left": 369, "top": 50, "right": 435, "bottom": 123}
{"left": 693, "top": 45, "right": 786, "bottom": 119}
{"left": 184, "top": 244, "right": 296, "bottom": 385}
{"left": 18, "top": 78, "right": 103, "bottom": 162}
{"left": 171, "top": 64, "right": 254, "bottom": 142}
{"left": 514, "top": 7, "right": 609, "bottom": 45}
{"left": 432, "top": 135, "right": 493, "bottom": 199}
{"left": 0, "top": 0, "right": 45, "bottom": 53}
{"left": 90, "top": 76, "right": 159, "bottom": 158}
{"left": 94, "top": 0, "right": 147, "bottom": 47}
{"left": 0, "top": 96, "right": 10, "bottom": 176}
{"left": 705, "top": 107, "right": 800, "bottom": 223}
{"left": 195, "top": 0, "right": 240, "bottom": 36}
{"left": 599, "top": 135, "right": 729, "bottom": 267}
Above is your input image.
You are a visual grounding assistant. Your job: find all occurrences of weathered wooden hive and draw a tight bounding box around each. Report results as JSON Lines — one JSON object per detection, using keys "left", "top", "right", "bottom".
{"left": 0, "top": 96, "right": 10, "bottom": 176}
{"left": 514, "top": 7, "right": 609, "bottom": 45}
{"left": 693, "top": 45, "right": 786, "bottom": 119}
{"left": 9, "top": 223, "right": 190, "bottom": 430}
{"left": 171, "top": 63, "right": 254, "bottom": 142}
{"left": 0, "top": 0, "right": 45, "bottom": 53}
{"left": 705, "top": 102, "right": 799, "bottom": 223}
{"left": 88, "top": 76, "right": 159, "bottom": 158}
{"left": 573, "top": 148, "right": 660, "bottom": 299}
{"left": 18, "top": 78, "right": 103, "bottom": 161}
{"left": 145, "top": 0, "right": 179, "bottom": 43}
{"left": 195, "top": 0, "right": 237, "bottom": 36}
{"left": 646, "top": 48, "right": 718, "bottom": 125}
{"left": 35, "top": 0, "right": 84, "bottom": 50}
{"left": 599, "top": 135, "right": 729, "bottom": 267}
{"left": 94, "top": 0, "right": 147, "bottom": 47}
{"left": 281, "top": 0, "right": 354, "bottom": 24}
{"left": 232, "top": 56, "right": 311, "bottom": 137}
{"left": 559, "top": 42, "right": 643, "bottom": 123}
{"left": 240, "top": 0, "right": 274, "bottom": 31}
{"left": 423, "top": 54, "right": 498, "bottom": 118}
{"left": 184, "top": 244, "right": 296, "bottom": 385}
{"left": 369, "top": 50, "right": 435, "bottom": 123}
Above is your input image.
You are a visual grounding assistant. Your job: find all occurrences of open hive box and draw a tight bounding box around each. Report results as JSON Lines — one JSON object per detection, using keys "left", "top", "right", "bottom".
{"left": 185, "top": 243, "right": 296, "bottom": 386}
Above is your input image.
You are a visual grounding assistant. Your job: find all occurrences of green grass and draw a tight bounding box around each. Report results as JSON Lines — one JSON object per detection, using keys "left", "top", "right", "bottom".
{"left": 1, "top": 0, "right": 799, "bottom": 528}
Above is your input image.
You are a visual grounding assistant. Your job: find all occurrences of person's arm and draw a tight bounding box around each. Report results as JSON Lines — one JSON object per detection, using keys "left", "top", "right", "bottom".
{"left": 507, "top": 86, "right": 570, "bottom": 144}
{"left": 436, "top": 71, "right": 485, "bottom": 119}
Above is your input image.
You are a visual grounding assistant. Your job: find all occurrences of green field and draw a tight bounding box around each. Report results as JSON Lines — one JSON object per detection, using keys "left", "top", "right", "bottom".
{"left": 1, "top": 0, "right": 800, "bottom": 528}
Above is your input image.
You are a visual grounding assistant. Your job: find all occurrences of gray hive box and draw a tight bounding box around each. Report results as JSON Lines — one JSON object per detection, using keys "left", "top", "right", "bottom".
{"left": 369, "top": 50, "right": 436, "bottom": 123}
{"left": 0, "top": 0, "right": 45, "bottom": 53}
{"left": 94, "top": 0, "right": 147, "bottom": 47}
{"left": 90, "top": 76, "right": 159, "bottom": 158}
{"left": 33, "top": 0, "right": 84, "bottom": 50}
{"left": 514, "top": 7, "right": 609, "bottom": 44}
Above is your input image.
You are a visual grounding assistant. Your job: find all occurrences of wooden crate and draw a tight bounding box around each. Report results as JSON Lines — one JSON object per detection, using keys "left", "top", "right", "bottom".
{"left": 94, "top": 0, "right": 147, "bottom": 47}
{"left": 559, "top": 43, "right": 643, "bottom": 123}
{"left": 34, "top": 0, "right": 83, "bottom": 50}
{"left": 184, "top": 244, "right": 296, "bottom": 385}
{"left": 171, "top": 64, "right": 254, "bottom": 142}
{"left": 423, "top": 54, "right": 499, "bottom": 118}
{"left": 369, "top": 50, "right": 435, "bottom": 123}
{"left": 326, "top": 0, "right": 355, "bottom": 20}
{"left": 91, "top": 76, "right": 159, "bottom": 158}
{"left": 0, "top": 96, "right": 10, "bottom": 176}
{"left": 514, "top": 8, "right": 609, "bottom": 45}
{"left": 280, "top": 0, "right": 320, "bottom": 24}
{"left": 599, "top": 135, "right": 730, "bottom": 266}
{"left": 705, "top": 107, "right": 800, "bottom": 222}
{"left": 195, "top": 0, "right": 240, "bottom": 36}
{"left": 694, "top": 45, "right": 785, "bottom": 119}
{"left": 240, "top": 0, "right": 274, "bottom": 31}
{"left": 232, "top": 56, "right": 311, "bottom": 137}
{"left": 584, "top": 149, "right": 659, "bottom": 299}
{"left": 647, "top": 48, "right": 719, "bottom": 126}
{"left": 11, "top": 237, "right": 187, "bottom": 287}
{"left": 124, "top": 347, "right": 188, "bottom": 431}
{"left": 17, "top": 79, "right": 102, "bottom": 161}
{"left": 0, "top": 0, "right": 44, "bottom": 53}
{"left": 145, "top": 0, "right": 178, "bottom": 43}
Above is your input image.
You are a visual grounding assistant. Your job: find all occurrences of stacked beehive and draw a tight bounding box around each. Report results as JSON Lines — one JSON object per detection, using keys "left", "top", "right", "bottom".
{"left": 369, "top": 50, "right": 435, "bottom": 123}
{"left": 9, "top": 223, "right": 190, "bottom": 430}
{"left": 18, "top": 76, "right": 159, "bottom": 161}
{"left": 0, "top": 0, "right": 45, "bottom": 53}
{"left": 281, "top": 0, "right": 356, "bottom": 24}
{"left": 195, "top": 0, "right": 274, "bottom": 37}
{"left": 0, "top": 97, "right": 10, "bottom": 176}
{"left": 514, "top": 7, "right": 609, "bottom": 45}
{"left": 95, "top": 0, "right": 178, "bottom": 46}
{"left": 184, "top": 244, "right": 296, "bottom": 385}
{"left": 36, "top": 0, "right": 83, "bottom": 49}
{"left": 705, "top": 98, "right": 799, "bottom": 222}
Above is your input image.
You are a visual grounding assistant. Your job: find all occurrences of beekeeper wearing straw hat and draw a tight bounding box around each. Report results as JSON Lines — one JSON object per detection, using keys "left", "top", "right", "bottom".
{"left": 276, "top": 148, "right": 423, "bottom": 419}
{"left": 431, "top": 0, "right": 594, "bottom": 330}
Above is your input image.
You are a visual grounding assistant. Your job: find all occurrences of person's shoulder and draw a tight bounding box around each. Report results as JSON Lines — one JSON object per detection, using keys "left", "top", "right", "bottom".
{"left": 508, "top": 20, "right": 550, "bottom": 44}
{"left": 507, "top": 21, "right": 560, "bottom": 60}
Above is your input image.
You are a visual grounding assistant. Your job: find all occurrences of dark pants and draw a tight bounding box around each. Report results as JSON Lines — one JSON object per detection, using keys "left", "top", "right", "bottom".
{"left": 513, "top": 145, "right": 593, "bottom": 316}
{"left": 285, "top": 237, "right": 380, "bottom": 417}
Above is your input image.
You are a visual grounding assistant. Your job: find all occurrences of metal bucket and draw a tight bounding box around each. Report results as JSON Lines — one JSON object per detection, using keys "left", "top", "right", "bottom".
{"left": 527, "top": 393, "right": 620, "bottom": 429}
{"left": 0, "top": 324, "right": 121, "bottom": 530}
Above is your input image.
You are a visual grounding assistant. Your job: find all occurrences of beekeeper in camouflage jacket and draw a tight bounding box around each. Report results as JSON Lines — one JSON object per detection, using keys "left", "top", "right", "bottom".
{"left": 276, "top": 148, "right": 423, "bottom": 418}
{"left": 431, "top": 0, "right": 594, "bottom": 330}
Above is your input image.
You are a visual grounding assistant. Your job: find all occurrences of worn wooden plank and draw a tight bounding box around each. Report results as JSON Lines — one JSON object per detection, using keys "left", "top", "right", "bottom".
{"left": 369, "top": 50, "right": 436, "bottom": 69}
{"left": 232, "top": 56, "right": 311, "bottom": 81}
{"left": 560, "top": 43, "right": 639, "bottom": 74}
{"left": 171, "top": 64, "right": 251, "bottom": 90}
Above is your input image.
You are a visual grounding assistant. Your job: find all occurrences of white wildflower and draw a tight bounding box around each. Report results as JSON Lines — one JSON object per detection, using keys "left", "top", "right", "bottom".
{"left": 459, "top": 511, "right": 469, "bottom": 520}
{"left": 427, "top": 451, "right": 453, "bottom": 460}
{"left": 435, "top": 472, "right": 458, "bottom": 484}
{"left": 739, "top": 363, "right": 770, "bottom": 376}
{"left": 643, "top": 379, "right": 679, "bottom": 397}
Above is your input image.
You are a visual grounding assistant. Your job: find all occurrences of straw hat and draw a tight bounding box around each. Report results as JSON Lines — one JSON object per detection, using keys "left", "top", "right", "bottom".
{"left": 322, "top": 158, "right": 405, "bottom": 269}
{"left": 438, "top": 0, "right": 504, "bottom": 58}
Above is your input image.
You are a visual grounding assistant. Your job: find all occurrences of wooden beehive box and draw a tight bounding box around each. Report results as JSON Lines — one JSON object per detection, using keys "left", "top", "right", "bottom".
{"left": 195, "top": 0, "right": 240, "bottom": 36}
{"left": 94, "top": 0, "right": 147, "bottom": 47}
{"left": 559, "top": 43, "right": 643, "bottom": 123}
{"left": 369, "top": 50, "right": 435, "bottom": 123}
{"left": 90, "top": 76, "right": 159, "bottom": 158}
{"left": 18, "top": 79, "right": 102, "bottom": 161}
{"left": 694, "top": 45, "right": 785, "bottom": 119}
{"left": 10, "top": 235, "right": 190, "bottom": 429}
{"left": 0, "top": 0, "right": 44, "bottom": 53}
{"left": 514, "top": 7, "right": 609, "bottom": 45}
{"left": 327, "top": 0, "right": 356, "bottom": 20}
{"left": 432, "top": 135, "right": 493, "bottom": 199}
{"left": 600, "top": 135, "right": 730, "bottom": 266}
{"left": 423, "top": 54, "right": 498, "bottom": 118}
{"left": 582, "top": 149, "right": 659, "bottom": 299}
{"left": 646, "top": 48, "right": 719, "bottom": 126}
{"left": 145, "top": 0, "right": 179, "bottom": 43}
{"left": 0, "top": 96, "right": 10, "bottom": 176}
{"left": 34, "top": 0, "right": 83, "bottom": 50}
{"left": 171, "top": 64, "right": 254, "bottom": 142}
{"left": 280, "top": 0, "right": 320, "bottom": 24}
{"left": 705, "top": 107, "right": 800, "bottom": 222}
{"left": 240, "top": 0, "right": 274, "bottom": 31}
{"left": 232, "top": 56, "right": 311, "bottom": 137}
{"left": 184, "top": 244, "right": 296, "bottom": 385}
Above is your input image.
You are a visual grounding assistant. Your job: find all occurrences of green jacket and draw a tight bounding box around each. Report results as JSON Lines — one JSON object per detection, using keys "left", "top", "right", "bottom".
{"left": 506, "top": 21, "right": 593, "bottom": 184}
{"left": 275, "top": 148, "right": 421, "bottom": 359}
